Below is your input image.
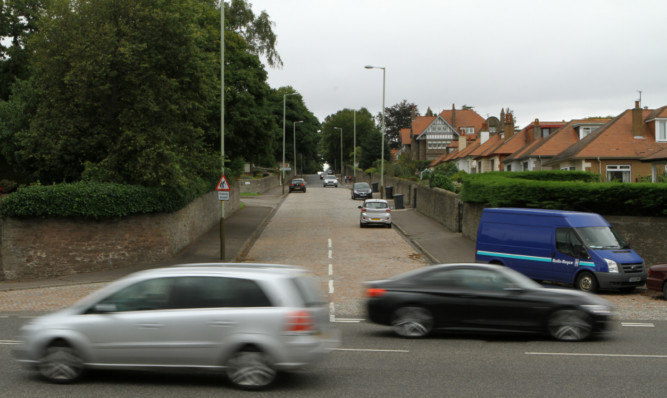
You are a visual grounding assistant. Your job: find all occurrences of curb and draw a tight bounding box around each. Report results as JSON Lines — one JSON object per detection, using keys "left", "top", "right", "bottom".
{"left": 235, "top": 193, "right": 288, "bottom": 261}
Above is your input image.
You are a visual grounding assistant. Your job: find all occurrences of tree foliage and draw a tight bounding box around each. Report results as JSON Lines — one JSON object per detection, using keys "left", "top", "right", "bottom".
{"left": 376, "top": 99, "right": 419, "bottom": 150}
{"left": 224, "top": 0, "right": 282, "bottom": 67}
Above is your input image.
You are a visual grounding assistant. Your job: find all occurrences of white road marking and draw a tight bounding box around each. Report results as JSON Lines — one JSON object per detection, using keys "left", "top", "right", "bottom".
{"left": 328, "top": 250, "right": 332, "bottom": 259}
{"left": 328, "top": 238, "right": 332, "bottom": 248}
{"left": 621, "top": 322, "right": 655, "bottom": 327}
{"left": 526, "top": 352, "right": 667, "bottom": 358}
{"left": 329, "top": 280, "right": 334, "bottom": 293}
{"left": 334, "top": 318, "right": 364, "bottom": 323}
{"left": 334, "top": 348, "right": 409, "bottom": 353}
{"left": 329, "top": 302, "right": 336, "bottom": 322}
{"left": 0, "top": 340, "right": 22, "bottom": 345}
{"left": 329, "top": 264, "right": 333, "bottom": 275}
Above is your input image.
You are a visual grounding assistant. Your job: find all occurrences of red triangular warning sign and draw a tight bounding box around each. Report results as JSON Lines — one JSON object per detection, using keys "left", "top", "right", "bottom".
{"left": 216, "top": 175, "right": 231, "bottom": 191}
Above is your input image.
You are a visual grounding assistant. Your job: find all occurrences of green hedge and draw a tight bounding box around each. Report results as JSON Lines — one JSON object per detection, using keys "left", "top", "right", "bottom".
{"left": 461, "top": 171, "right": 667, "bottom": 216}
{"left": 0, "top": 180, "right": 214, "bottom": 220}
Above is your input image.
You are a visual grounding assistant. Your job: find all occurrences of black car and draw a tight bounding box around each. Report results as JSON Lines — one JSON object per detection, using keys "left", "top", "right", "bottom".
{"left": 289, "top": 178, "right": 306, "bottom": 193}
{"left": 365, "top": 263, "right": 614, "bottom": 342}
{"left": 351, "top": 182, "right": 373, "bottom": 200}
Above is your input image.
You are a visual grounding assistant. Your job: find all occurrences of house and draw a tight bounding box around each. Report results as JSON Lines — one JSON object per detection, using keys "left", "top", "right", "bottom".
{"left": 496, "top": 119, "right": 570, "bottom": 171}
{"left": 410, "top": 105, "right": 485, "bottom": 162}
{"left": 544, "top": 101, "right": 667, "bottom": 182}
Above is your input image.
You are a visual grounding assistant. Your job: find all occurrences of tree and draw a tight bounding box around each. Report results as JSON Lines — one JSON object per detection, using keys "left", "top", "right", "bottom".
{"left": 224, "top": 0, "right": 282, "bottom": 68}
{"left": 13, "top": 0, "right": 220, "bottom": 188}
{"left": 376, "top": 99, "right": 419, "bottom": 150}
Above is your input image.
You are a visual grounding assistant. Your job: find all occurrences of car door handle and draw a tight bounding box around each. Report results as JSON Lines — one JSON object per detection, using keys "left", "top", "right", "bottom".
{"left": 137, "top": 323, "right": 164, "bottom": 329}
{"left": 209, "top": 321, "right": 237, "bottom": 327}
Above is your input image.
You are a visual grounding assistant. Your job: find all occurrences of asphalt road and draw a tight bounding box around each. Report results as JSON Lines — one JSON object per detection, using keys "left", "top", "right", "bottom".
{"left": 2, "top": 176, "right": 665, "bottom": 396}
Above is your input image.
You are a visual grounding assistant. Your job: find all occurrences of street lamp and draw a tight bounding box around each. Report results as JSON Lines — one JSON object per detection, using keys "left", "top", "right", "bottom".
{"left": 282, "top": 92, "right": 298, "bottom": 194}
{"left": 293, "top": 120, "right": 303, "bottom": 176}
{"left": 334, "top": 127, "right": 343, "bottom": 176}
{"left": 365, "top": 65, "right": 386, "bottom": 198}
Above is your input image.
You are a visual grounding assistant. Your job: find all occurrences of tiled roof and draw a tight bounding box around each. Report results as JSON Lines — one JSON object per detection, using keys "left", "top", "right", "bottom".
{"left": 641, "top": 147, "right": 667, "bottom": 161}
{"left": 547, "top": 108, "right": 666, "bottom": 164}
{"left": 412, "top": 116, "right": 437, "bottom": 138}
{"left": 471, "top": 134, "right": 503, "bottom": 158}
{"left": 440, "top": 108, "right": 485, "bottom": 134}
{"left": 400, "top": 128, "right": 411, "bottom": 146}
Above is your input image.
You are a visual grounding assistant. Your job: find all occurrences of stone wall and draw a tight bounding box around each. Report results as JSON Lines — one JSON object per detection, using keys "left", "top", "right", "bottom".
{"left": 0, "top": 184, "right": 241, "bottom": 281}
{"left": 238, "top": 174, "right": 282, "bottom": 194}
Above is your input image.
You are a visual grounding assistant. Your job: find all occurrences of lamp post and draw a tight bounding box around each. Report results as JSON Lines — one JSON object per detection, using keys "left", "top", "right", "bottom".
{"left": 353, "top": 110, "right": 356, "bottom": 180}
{"left": 334, "top": 127, "right": 343, "bottom": 177}
{"left": 282, "top": 92, "right": 298, "bottom": 194}
{"left": 293, "top": 120, "right": 303, "bottom": 176}
{"left": 365, "top": 65, "right": 386, "bottom": 198}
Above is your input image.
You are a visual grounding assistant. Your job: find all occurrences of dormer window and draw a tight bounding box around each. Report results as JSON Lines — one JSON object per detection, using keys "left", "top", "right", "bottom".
{"left": 657, "top": 119, "right": 667, "bottom": 142}
{"left": 460, "top": 127, "right": 475, "bottom": 135}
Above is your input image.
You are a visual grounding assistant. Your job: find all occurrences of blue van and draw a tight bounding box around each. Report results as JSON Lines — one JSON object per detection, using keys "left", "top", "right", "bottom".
{"left": 475, "top": 208, "right": 647, "bottom": 293}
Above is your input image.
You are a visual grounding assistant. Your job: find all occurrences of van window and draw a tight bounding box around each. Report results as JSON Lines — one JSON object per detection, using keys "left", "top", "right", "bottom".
{"left": 576, "top": 227, "right": 628, "bottom": 249}
{"left": 556, "top": 228, "right": 588, "bottom": 258}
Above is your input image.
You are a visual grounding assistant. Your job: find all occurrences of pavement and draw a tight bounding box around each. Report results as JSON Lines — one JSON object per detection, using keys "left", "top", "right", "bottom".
{"left": 0, "top": 185, "right": 476, "bottom": 293}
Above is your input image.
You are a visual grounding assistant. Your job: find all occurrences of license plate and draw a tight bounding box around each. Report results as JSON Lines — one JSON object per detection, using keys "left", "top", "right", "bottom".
{"left": 371, "top": 218, "right": 381, "bottom": 221}
{"left": 628, "top": 277, "right": 641, "bottom": 282}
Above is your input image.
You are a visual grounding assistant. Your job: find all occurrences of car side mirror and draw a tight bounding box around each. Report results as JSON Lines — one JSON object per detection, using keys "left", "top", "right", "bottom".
{"left": 358, "top": 205, "right": 362, "bottom": 209}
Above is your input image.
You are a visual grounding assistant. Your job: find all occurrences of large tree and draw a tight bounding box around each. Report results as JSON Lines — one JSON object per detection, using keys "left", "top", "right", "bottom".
{"left": 13, "top": 0, "right": 220, "bottom": 187}
{"left": 376, "top": 99, "right": 419, "bottom": 149}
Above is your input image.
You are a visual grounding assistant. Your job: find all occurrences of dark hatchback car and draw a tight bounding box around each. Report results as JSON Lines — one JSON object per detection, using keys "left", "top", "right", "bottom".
{"left": 647, "top": 264, "right": 667, "bottom": 299}
{"left": 351, "top": 182, "right": 372, "bottom": 200}
{"left": 365, "top": 263, "right": 614, "bottom": 342}
{"left": 289, "top": 178, "right": 306, "bottom": 193}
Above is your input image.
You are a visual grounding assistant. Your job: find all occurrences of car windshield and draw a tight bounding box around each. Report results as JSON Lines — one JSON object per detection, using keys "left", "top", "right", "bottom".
{"left": 354, "top": 183, "right": 370, "bottom": 189}
{"left": 365, "top": 202, "right": 387, "bottom": 209}
{"left": 326, "top": 175, "right": 336, "bottom": 179}
{"left": 292, "top": 179, "right": 304, "bottom": 183}
{"left": 576, "top": 227, "right": 629, "bottom": 249}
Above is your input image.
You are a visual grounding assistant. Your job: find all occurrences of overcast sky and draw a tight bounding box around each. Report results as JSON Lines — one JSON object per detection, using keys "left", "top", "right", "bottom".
{"left": 249, "top": 0, "right": 667, "bottom": 127}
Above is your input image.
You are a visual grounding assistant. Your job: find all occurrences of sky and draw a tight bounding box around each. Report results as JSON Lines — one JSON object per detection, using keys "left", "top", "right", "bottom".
{"left": 249, "top": 0, "right": 667, "bottom": 128}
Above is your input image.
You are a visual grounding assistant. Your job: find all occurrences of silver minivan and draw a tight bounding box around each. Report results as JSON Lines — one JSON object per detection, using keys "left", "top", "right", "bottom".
{"left": 13, "top": 264, "right": 340, "bottom": 390}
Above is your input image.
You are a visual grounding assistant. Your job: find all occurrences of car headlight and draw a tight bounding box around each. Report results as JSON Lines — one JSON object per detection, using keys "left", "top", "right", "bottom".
{"left": 581, "top": 304, "right": 612, "bottom": 316}
{"left": 604, "top": 258, "right": 619, "bottom": 273}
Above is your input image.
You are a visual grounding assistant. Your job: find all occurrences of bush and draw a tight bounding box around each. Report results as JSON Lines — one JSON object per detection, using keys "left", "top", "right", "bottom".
{"left": 0, "top": 179, "right": 215, "bottom": 220}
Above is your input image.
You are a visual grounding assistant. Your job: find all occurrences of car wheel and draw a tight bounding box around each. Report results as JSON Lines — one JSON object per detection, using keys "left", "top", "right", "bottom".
{"left": 387, "top": 223, "right": 392, "bottom": 229}
{"left": 547, "top": 309, "right": 593, "bottom": 342}
{"left": 38, "top": 341, "right": 85, "bottom": 384}
{"left": 360, "top": 222, "right": 365, "bottom": 228}
{"left": 391, "top": 306, "right": 433, "bottom": 338}
{"left": 575, "top": 272, "right": 598, "bottom": 293}
{"left": 226, "top": 347, "right": 276, "bottom": 390}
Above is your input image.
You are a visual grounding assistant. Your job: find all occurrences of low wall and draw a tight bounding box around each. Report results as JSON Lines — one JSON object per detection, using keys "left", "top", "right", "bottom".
{"left": 0, "top": 184, "right": 241, "bottom": 280}
{"left": 238, "top": 174, "right": 281, "bottom": 194}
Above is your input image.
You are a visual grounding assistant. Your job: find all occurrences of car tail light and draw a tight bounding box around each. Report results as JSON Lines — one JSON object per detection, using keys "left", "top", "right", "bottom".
{"left": 285, "top": 310, "right": 315, "bottom": 333}
{"left": 361, "top": 208, "right": 367, "bottom": 212}
{"left": 386, "top": 209, "right": 391, "bottom": 213}
{"left": 648, "top": 269, "right": 653, "bottom": 277}
{"left": 366, "top": 288, "right": 386, "bottom": 297}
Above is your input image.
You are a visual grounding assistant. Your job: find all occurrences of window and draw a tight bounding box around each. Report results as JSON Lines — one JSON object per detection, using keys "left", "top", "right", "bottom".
{"left": 556, "top": 228, "right": 588, "bottom": 259}
{"left": 460, "top": 127, "right": 475, "bottom": 135}
{"left": 606, "top": 165, "right": 631, "bottom": 183}
{"left": 657, "top": 120, "right": 667, "bottom": 142}
{"left": 561, "top": 166, "right": 575, "bottom": 171}
{"left": 580, "top": 127, "right": 592, "bottom": 139}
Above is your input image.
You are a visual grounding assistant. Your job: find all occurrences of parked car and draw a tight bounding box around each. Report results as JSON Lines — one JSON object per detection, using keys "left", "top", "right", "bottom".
{"left": 475, "top": 208, "right": 646, "bottom": 293}
{"left": 289, "top": 178, "right": 306, "bottom": 193}
{"left": 13, "top": 264, "right": 340, "bottom": 390}
{"left": 646, "top": 264, "right": 667, "bottom": 299}
{"left": 351, "top": 182, "right": 372, "bottom": 200}
{"left": 323, "top": 175, "right": 338, "bottom": 187}
{"left": 365, "top": 263, "right": 614, "bottom": 342}
{"left": 359, "top": 199, "right": 391, "bottom": 228}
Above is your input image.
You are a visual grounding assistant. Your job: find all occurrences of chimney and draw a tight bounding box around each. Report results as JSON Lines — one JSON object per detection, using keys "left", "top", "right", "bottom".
{"left": 632, "top": 100, "right": 643, "bottom": 138}
{"left": 451, "top": 103, "right": 456, "bottom": 129}
{"left": 504, "top": 113, "right": 514, "bottom": 140}
{"left": 480, "top": 131, "right": 490, "bottom": 144}
{"left": 459, "top": 134, "right": 466, "bottom": 150}
{"left": 533, "top": 119, "right": 542, "bottom": 141}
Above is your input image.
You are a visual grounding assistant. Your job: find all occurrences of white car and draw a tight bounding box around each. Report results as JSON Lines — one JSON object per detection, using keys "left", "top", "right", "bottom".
{"left": 323, "top": 175, "right": 338, "bottom": 187}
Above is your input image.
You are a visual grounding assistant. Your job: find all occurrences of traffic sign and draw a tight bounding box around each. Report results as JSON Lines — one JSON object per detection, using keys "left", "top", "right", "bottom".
{"left": 216, "top": 175, "right": 231, "bottom": 191}
{"left": 217, "top": 191, "right": 230, "bottom": 201}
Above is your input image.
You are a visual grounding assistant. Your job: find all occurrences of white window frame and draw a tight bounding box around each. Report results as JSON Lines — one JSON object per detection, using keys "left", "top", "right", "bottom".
{"left": 460, "top": 127, "right": 475, "bottom": 135}
{"left": 656, "top": 119, "right": 667, "bottom": 142}
{"left": 606, "top": 165, "right": 631, "bottom": 183}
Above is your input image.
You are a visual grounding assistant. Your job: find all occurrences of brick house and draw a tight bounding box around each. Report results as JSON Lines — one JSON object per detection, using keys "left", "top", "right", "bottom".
{"left": 544, "top": 102, "right": 667, "bottom": 182}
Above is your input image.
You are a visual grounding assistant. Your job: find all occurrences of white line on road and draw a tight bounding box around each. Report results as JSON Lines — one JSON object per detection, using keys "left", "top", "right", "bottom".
{"left": 334, "top": 318, "right": 364, "bottom": 323}
{"left": 329, "top": 264, "right": 333, "bottom": 275}
{"left": 329, "top": 302, "right": 335, "bottom": 322}
{"left": 329, "top": 280, "right": 334, "bottom": 294}
{"left": 526, "top": 352, "right": 667, "bottom": 358}
{"left": 0, "top": 340, "right": 21, "bottom": 345}
{"left": 621, "top": 322, "right": 655, "bottom": 327}
{"left": 334, "top": 348, "right": 409, "bottom": 353}
{"left": 328, "top": 238, "right": 332, "bottom": 248}
{"left": 328, "top": 250, "right": 332, "bottom": 259}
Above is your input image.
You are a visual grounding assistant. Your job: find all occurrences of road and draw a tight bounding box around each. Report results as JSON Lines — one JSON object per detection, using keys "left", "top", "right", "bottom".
{"left": 1, "top": 175, "right": 665, "bottom": 396}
